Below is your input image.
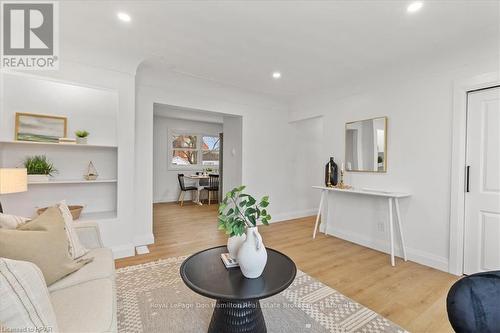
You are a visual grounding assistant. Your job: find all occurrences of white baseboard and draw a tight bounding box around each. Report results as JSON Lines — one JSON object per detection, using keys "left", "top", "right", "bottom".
{"left": 133, "top": 233, "right": 155, "bottom": 246}
{"left": 111, "top": 243, "right": 135, "bottom": 259}
{"left": 271, "top": 208, "right": 317, "bottom": 223}
{"left": 320, "top": 226, "right": 449, "bottom": 272}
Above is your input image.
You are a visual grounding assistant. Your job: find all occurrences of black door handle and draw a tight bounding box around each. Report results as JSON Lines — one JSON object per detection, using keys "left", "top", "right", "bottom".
{"left": 466, "top": 166, "right": 470, "bottom": 193}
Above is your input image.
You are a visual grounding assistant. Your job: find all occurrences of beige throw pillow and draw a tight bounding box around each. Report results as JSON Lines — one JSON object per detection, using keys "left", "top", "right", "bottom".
{"left": 0, "top": 207, "right": 89, "bottom": 285}
{"left": 56, "top": 201, "right": 89, "bottom": 259}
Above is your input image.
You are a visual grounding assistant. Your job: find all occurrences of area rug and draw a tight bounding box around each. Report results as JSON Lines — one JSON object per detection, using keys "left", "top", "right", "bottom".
{"left": 116, "top": 255, "right": 408, "bottom": 333}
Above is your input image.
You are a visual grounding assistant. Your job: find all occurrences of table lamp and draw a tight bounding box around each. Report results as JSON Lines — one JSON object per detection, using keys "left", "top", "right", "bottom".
{"left": 0, "top": 168, "right": 28, "bottom": 213}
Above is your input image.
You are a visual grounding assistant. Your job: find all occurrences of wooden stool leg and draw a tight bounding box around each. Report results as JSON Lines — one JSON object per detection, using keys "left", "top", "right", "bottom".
{"left": 180, "top": 191, "right": 185, "bottom": 207}
{"left": 208, "top": 191, "right": 211, "bottom": 205}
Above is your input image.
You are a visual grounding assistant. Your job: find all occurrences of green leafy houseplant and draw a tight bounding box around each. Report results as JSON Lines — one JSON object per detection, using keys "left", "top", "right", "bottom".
{"left": 23, "top": 155, "right": 57, "bottom": 176}
{"left": 75, "top": 130, "right": 89, "bottom": 138}
{"left": 218, "top": 186, "right": 272, "bottom": 237}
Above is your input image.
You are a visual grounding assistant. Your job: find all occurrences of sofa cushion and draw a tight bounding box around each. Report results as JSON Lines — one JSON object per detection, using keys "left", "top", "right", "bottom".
{"left": 50, "top": 278, "right": 116, "bottom": 333}
{"left": 0, "top": 258, "right": 59, "bottom": 332}
{"left": 0, "top": 212, "right": 30, "bottom": 229}
{"left": 0, "top": 207, "right": 89, "bottom": 285}
{"left": 48, "top": 247, "right": 114, "bottom": 292}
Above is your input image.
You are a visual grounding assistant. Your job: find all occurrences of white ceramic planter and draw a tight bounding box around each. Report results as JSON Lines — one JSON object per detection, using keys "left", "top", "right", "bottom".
{"left": 237, "top": 227, "right": 267, "bottom": 279}
{"left": 28, "top": 174, "right": 49, "bottom": 183}
{"left": 227, "top": 233, "right": 246, "bottom": 259}
{"left": 76, "top": 137, "right": 88, "bottom": 144}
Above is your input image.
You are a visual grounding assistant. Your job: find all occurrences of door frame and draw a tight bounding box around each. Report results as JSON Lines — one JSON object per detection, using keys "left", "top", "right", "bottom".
{"left": 449, "top": 72, "right": 500, "bottom": 276}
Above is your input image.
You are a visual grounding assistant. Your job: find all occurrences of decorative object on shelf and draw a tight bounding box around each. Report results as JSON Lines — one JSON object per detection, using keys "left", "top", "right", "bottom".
{"left": 75, "top": 130, "right": 89, "bottom": 144}
{"left": 58, "top": 137, "right": 76, "bottom": 144}
{"left": 218, "top": 185, "right": 271, "bottom": 278}
{"left": 84, "top": 161, "right": 98, "bottom": 181}
{"left": 15, "top": 113, "right": 67, "bottom": 143}
{"left": 325, "top": 157, "right": 338, "bottom": 187}
{"left": 37, "top": 205, "right": 84, "bottom": 220}
{"left": 23, "top": 155, "right": 57, "bottom": 183}
{"left": 0, "top": 168, "right": 28, "bottom": 213}
{"left": 335, "top": 163, "right": 352, "bottom": 189}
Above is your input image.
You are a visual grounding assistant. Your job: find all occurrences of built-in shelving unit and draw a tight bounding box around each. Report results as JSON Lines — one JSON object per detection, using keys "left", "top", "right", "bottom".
{"left": 28, "top": 179, "right": 118, "bottom": 185}
{"left": 0, "top": 140, "right": 117, "bottom": 149}
{"left": 0, "top": 72, "right": 119, "bottom": 224}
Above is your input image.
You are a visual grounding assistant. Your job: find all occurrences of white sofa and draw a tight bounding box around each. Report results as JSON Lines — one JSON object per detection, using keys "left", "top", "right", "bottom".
{"left": 47, "top": 221, "right": 117, "bottom": 333}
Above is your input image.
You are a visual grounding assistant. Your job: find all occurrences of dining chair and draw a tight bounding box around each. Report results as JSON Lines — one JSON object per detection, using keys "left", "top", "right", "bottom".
{"left": 177, "top": 174, "right": 197, "bottom": 206}
{"left": 203, "top": 174, "right": 219, "bottom": 205}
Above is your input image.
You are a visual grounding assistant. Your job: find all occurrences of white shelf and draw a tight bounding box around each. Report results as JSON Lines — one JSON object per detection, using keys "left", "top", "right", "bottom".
{"left": 78, "top": 210, "right": 117, "bottom": 222}
{"left": 0, "top": 140, "right": 117, "bottom": 149}
{"left": 28, "top": 179, "right": 117, "bottom": 185}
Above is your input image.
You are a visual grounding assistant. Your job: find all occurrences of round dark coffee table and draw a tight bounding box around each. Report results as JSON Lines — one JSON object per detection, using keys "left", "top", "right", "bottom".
{"left": 180, "top": 245, "right": 297, "bottom": 333}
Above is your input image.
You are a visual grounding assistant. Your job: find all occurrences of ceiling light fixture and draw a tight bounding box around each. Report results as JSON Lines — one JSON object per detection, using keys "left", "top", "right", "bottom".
{"left": 407, "top": 1, "right": 423, "bottom": 13}
{"left": 272, "top": 72, "right": 281, "bottom": 79}
{"left": 117, "top": 12, "right": 131, "bottom": 22}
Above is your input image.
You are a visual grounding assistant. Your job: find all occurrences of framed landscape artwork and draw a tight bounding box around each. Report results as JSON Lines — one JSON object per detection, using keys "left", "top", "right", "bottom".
{"left": 15, "top": 113, "right": 67, "bottom": 143}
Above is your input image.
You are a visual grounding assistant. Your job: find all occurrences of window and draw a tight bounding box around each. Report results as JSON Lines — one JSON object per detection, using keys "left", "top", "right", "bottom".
{"left": 202, "top": 135, "right": 220, "bottom": 166}
{"left": 171, "top": 134, "right": 198, "bottom": 166}
{"left": 169, "top": 132, "right": 220, "bottom": 168}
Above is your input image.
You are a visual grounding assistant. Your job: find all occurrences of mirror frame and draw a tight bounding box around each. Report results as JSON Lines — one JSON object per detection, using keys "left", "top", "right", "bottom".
{"left": 344, "top": 116, "right": 388, "bottom": 173}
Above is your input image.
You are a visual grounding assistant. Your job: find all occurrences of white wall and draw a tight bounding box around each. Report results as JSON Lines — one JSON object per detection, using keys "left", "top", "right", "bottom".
{"left": 290, "top": 53, "right": 499, "bottom": 272}
{"left": 289, "top": 117, "right": 324, "bottom": 215}
{"left": 153, "top": 115, "right": 223, "bottom": 203}
{"left": 222, "top": 115, "right": 243, "bottom": 195}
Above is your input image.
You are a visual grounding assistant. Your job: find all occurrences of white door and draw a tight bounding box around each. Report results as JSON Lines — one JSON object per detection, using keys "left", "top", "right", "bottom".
{"left": 463, "top": 86, "right": 500, "bottom": 275}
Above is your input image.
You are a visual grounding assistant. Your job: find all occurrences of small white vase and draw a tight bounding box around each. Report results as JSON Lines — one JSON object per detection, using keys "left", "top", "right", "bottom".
{"left": 227, "top": 233, "right": 246, "bottom": 259}
{"left": 76, "top": 137, "right": 87, "bottom": 144}
{"left": 237, "top": 227, "right": 267, "bottom": 279}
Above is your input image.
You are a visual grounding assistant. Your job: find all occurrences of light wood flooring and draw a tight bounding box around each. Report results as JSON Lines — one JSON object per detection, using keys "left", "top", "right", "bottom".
{"left": 116, "top": 202, "right": 458, "bottom": 332}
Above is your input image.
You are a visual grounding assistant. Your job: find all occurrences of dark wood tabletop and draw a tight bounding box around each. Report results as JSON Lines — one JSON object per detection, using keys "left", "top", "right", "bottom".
{"left": 180, "top": 245, "right": 297, "bottom": 301}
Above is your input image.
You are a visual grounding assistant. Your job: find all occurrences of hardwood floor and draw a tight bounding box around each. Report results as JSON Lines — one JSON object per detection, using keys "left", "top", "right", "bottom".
{"left": 116, "top": 202, "right": 458, "bottom": 332}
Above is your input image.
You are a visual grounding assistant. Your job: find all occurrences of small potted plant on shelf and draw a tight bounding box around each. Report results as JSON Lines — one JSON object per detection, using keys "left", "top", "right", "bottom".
{"left": 23, "top": 155, "right": 57, "bottom": 183}
{"left": 218, "top": 185, "right": 272, "bottom": 278}
{"left": 75, "top": 130, "right": 89, "bottom": 144}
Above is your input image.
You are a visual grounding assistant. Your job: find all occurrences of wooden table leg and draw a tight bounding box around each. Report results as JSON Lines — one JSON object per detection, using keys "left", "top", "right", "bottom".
{"left": 313, "top": 190, "right": 326, "bottom": 239}
{"left": 394, "top": 198, "right": 407, "bottom": 261}
{"left": 388, "top": 198, "right": 395, "bottom": 266}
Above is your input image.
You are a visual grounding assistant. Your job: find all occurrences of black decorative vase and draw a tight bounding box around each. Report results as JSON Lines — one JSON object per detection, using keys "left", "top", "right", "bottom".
{"left": 325, "top": 157, "right": 338, "bottom": 187}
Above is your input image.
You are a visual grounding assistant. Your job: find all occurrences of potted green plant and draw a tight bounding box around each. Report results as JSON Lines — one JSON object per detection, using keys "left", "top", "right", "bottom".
{"left": 23, "top": 155, "right": 57, "bottom": 183}
{"left": 75, "top": 130, "right": 89, "bottom": 144}
{"left": 218, "top": 185, "right": 271, "bottom": 278}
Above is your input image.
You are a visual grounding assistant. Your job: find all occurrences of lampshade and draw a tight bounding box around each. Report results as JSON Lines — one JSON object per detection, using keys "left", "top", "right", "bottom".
{"left": 0, "top": 168, "right": 28, "bottom": 194}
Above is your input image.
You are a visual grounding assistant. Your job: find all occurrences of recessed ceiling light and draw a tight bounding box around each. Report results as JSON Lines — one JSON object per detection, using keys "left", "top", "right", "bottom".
{"left": 407, "top": 1, "right": 423, "bottom": 13}
{"left": 117, "top": 12, "right": 131, "bottom": 22}
{"left": 272, "top": 72, "right": 281, "bottom": 79}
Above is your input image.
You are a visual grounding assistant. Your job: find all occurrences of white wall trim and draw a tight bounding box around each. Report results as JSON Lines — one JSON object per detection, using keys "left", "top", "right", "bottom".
{"left": 111, "top": 243, "right": 136, "bottom": 259}
{"left": 323, "top": 228, "right": 449, "bottom": 272}
{"left": 271, "top": 208, "right": 317, "bottom": 223}
{"left": 133, "top": 233, "right": 155, "bottom": 246}
{"left": 449, "top": 72, "right": 500, "bottom": 276}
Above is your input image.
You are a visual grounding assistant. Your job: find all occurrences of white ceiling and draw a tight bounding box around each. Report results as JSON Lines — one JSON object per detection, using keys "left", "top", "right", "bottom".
{"left": 60, "top": 1, "right": 499, "bottom": 99}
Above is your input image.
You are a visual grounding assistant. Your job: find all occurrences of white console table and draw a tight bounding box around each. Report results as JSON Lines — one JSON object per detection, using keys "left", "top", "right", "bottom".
{"left": 312, "top": 186, "right": 411, "bottom": 266}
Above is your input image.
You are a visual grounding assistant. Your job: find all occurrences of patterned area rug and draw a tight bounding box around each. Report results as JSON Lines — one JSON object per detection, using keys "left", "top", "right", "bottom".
{"left": 116, "top": 255, "right": 408, "bottom": 333}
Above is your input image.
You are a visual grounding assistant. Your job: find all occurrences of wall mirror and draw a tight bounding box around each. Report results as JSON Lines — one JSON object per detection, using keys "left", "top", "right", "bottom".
{"left": 345, "top": 116, "right": 387, "bottom": 172}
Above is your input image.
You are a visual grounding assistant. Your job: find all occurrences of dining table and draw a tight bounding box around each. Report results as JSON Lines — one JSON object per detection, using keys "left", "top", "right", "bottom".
{"left": 184, "top": 174, "right": 210, "bottom": 205}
